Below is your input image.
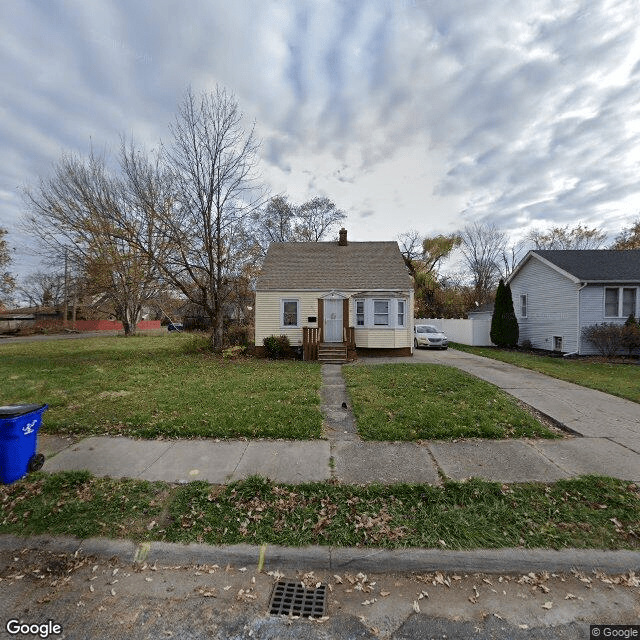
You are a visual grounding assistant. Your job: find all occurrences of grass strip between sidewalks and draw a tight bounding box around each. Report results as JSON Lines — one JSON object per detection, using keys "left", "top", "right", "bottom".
{"left": 343, "top": 364, "right": 558, "bottom": 441}
{"left": 2, "top": 472, "right": 638, "bottom": 550}
{"left": 450, "top": 343, "right": 640, "bottom": 404}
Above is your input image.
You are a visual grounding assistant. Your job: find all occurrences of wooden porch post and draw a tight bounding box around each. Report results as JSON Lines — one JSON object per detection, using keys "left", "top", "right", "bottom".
{"left": 317, "top": 299, "right": 324, "bottom": 343}
{"left": 342, "top": 297, "right": 349, "bottom": 342}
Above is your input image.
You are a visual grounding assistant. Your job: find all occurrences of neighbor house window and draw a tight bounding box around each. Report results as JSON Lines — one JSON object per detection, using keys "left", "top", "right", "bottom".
{"left": 282, "top": 299, "right": 299, "bottom": 327}
{"left": 605, "top": 287, "right": 637, "bottom": 317}
{"left": 623, "top": 288, "right": 637, "bottom": 317}
{"left": 373, "top": 300, "right": 389, "bottom": 325}
{"left": 605, "top": 288, "right": 619, "bottom": 317}
{"left": 397, "top": 300, "right": 405, "bottom": 326}
{"left": 355, "top": 300, "right": 365, "bottom": 326}
{"left": 520, "top": 294, "right": 527, "bottom": 318}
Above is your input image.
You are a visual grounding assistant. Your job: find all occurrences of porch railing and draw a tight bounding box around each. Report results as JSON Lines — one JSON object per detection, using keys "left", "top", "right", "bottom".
{"left": 303, "top": 326, "right": 356, "bottom": 361}
{"left": 344, "top": 326, "right": 355, "bottom": 349}
{"left": 303, "top": 327, "right": 320, "bottom": 361}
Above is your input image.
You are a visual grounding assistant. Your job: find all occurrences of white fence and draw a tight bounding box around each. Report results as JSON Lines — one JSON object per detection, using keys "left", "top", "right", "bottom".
{"left": 415, "top": 316, "right": 494, "bottom": 347}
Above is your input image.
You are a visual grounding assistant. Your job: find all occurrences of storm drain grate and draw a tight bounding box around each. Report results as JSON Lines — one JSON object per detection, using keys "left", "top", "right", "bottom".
{"left": 268, "top": 580, "right": 327, "bottom": 618}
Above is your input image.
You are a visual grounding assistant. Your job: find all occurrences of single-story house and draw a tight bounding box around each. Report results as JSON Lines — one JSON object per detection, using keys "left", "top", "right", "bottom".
{"left": 255, "top": 229, "right": 414, "bottom": 361}
{"left": 507, "top": 249, "right": 640, "bottom": 355}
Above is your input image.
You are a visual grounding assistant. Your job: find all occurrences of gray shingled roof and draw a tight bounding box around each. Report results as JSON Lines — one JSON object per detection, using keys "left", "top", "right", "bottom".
{"left": 534, "top": 250, "right": 640, "bottom": 281}
{"left": 256, "top": 241, "right": 413, "bottom": 290}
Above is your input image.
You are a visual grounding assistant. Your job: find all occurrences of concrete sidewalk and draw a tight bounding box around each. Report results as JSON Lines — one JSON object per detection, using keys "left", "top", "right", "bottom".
{"left": 40, "top": 349, "right": 640, "bottom": 485}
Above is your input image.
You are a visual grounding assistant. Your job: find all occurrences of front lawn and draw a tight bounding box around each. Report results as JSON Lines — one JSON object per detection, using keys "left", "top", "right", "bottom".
{"left": 343, "top": 364, "right": 558, "bottom": 441}
{"left": 0, "top": 334, "right": 323, "bottom": 439}
{"left": 2, "top": 471, "right": 638, "bottom": 550}
{"left": 451, "top": 343, "right": 640, "bottom": 404}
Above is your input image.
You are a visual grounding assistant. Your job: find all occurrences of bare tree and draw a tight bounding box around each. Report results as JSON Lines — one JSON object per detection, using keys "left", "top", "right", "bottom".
{"left": 527, "top": 224, "right": 606, "bottom": 250}
{"left": 499, "top": 238, "right": 527, "bottom": 280}
{"left": 252, "top": 195, "right": 346, "bottom": 257}
{"left": 397, "top": 229, "right": 423, "bottom": 277}
{"left": 458, "top": 222, "right": 507, "bottom": 303}
{"left": 0, "top": 227, "right": 15, "bottom": 308}
{"left": 126, "top": 86, "right": 266, "bottom": 348}
{"left": 611, "top": 217, "right": 640, "bottom": 249}
{"left": 17, "top": 271, "right": 66, "bottom": 308}
{"left": 22, "top": 150, "right": 165, "bottom": 335}
{"left": 293, "top": 197, "right": 346, "bottom": 242}
{"left": 250, "top": 195, "right": 296, "bottom": 257}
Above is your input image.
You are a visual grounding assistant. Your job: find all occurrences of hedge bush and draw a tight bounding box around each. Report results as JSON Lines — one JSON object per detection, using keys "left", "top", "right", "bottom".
{"left": 582, "top": 323, "right": 626, "bottom": 357}
{"left": 263, "top": 335, "right": 291, "bottom": 359}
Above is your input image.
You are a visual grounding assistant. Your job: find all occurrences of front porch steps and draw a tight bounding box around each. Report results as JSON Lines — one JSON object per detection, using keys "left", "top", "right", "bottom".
{"left": 317, "top": 342, "right": 348, "bottom": 364}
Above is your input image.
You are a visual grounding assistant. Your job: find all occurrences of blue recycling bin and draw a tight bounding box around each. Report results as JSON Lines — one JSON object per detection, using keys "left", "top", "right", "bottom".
{"left": 0, "top": 404, "right": 48, "bottom": 484}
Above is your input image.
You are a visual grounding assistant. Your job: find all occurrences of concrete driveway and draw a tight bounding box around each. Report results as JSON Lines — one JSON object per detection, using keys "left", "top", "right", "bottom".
{"left": 354, "top": 347, "right": 640, "bottom": 481}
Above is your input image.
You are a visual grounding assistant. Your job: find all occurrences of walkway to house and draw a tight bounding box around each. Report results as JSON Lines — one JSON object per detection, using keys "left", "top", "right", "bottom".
{"left": 40, "top": 349, "right": 640, "bottom": 485}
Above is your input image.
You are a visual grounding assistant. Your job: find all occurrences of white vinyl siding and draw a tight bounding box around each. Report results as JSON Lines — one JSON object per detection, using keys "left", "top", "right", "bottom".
{"left": 509, "top": 258, "right": 578, "bottom": 353}
{"left": 353, "top": 329, "right": 410, "bottom": 348}
{"left": 255, "top": 290, "right": 414, "bottom": 349}
{"left": 579, "top": 284, "right": 640, "bottom": 355}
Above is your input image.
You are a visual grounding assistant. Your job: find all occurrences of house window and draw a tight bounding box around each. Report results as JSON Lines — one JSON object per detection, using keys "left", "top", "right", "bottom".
{"left": 397, "top": 300, "right": 405, "bottom": 327}
{"left": 605, "top": 288, "right": 619, "bottom": 317}
{"left": 520, "top": 294, "right": 527, "bottom": 318}
{"left": 373, "top": 300, "right": 389, "bottom": 325}
{"left": 553, "top": 336, "right": 563, "bottom": 351}
{"left": 355, "top": 300, "right": 365, "bottom": 326}
{"left": 282, "top": 299, "right": 299, "bottom": 327}
{"left": 605, "top": 287, "right": 637, "bottom": 317}
{"left": 623, "top": 288, "right": 637, "bottom": 317}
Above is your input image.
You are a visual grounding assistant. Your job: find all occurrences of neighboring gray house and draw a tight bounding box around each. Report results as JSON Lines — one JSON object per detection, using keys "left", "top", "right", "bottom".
{"left": 255, "top": 229, "right": 414, "bottom": 361}
{"left": 507, "top": 249, "right": 640, "bottom": 355}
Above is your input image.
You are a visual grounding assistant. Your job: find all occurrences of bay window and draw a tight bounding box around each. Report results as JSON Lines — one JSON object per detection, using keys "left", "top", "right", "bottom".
{"left": 373, "top": 300, "right": 389, "bottom": 325}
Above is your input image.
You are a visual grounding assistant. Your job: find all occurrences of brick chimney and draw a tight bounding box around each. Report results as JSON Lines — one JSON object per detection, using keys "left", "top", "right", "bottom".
{"left": 338, "top": 228, "right": 348, "bottom": 246}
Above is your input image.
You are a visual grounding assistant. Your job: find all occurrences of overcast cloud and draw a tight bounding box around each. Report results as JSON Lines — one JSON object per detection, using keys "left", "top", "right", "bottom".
{"left": 1, "top": 0, "right": 639, "bottom": 276}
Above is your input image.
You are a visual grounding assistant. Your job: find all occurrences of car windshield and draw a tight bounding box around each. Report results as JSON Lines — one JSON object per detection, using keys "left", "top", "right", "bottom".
{"left": 417, "top": 325, "right": 439, "bottom": 334}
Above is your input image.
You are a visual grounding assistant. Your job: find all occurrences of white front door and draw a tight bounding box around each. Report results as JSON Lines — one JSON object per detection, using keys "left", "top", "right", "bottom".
{"left": 324, "top": 299, "right": 343, "bottom": 342}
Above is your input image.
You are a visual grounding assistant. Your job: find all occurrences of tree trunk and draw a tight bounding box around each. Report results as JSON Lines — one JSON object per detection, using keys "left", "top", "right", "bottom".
{"left": 214, "top": 310, "right": 224, "bottom": 349}
{"left": 118, "top": 302, "right": 139, "bottom": 336}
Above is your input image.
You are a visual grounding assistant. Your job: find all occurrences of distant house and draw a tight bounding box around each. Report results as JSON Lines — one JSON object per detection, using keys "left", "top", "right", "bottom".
{"left": 255, "top": 229, "right": 414, "bottom": 361}
{"left": 507, "top": 249, "right": 640, "bottom": 354}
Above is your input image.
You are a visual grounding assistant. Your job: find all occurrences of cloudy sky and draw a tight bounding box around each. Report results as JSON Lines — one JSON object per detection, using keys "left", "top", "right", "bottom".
{"left": 2, "top": 0, "right": 640, "bottom": 277}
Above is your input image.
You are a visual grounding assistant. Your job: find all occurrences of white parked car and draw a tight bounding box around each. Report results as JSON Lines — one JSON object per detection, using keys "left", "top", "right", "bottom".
{"left": 414, "top": 324, "right": 449, "bottom": 349}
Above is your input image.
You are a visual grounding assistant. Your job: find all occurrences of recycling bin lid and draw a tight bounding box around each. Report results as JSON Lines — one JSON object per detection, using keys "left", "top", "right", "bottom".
{"left": 0, "top": 404, "right": 47, "bottom": 418}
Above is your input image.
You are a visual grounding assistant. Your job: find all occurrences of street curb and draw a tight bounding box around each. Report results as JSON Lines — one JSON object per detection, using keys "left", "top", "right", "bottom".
{"left": 2, "top": 534, "right": 639, "bottom": 574}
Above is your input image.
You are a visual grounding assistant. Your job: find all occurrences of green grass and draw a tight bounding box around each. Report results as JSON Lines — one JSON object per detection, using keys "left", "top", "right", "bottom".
{"left": 0, "top": 471, "right": 169, "bottom": 540}
{"left": 450, "top": 343, "right": 640, "bottom": 404}
{"left": 2, "top": 472, "right": 638, "bottom": 550}
{"left": 0, "top": 334, "right": 322, "bottom": 439}
{"left": 343, "top": 364, "right": 557, "bottom": 440}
